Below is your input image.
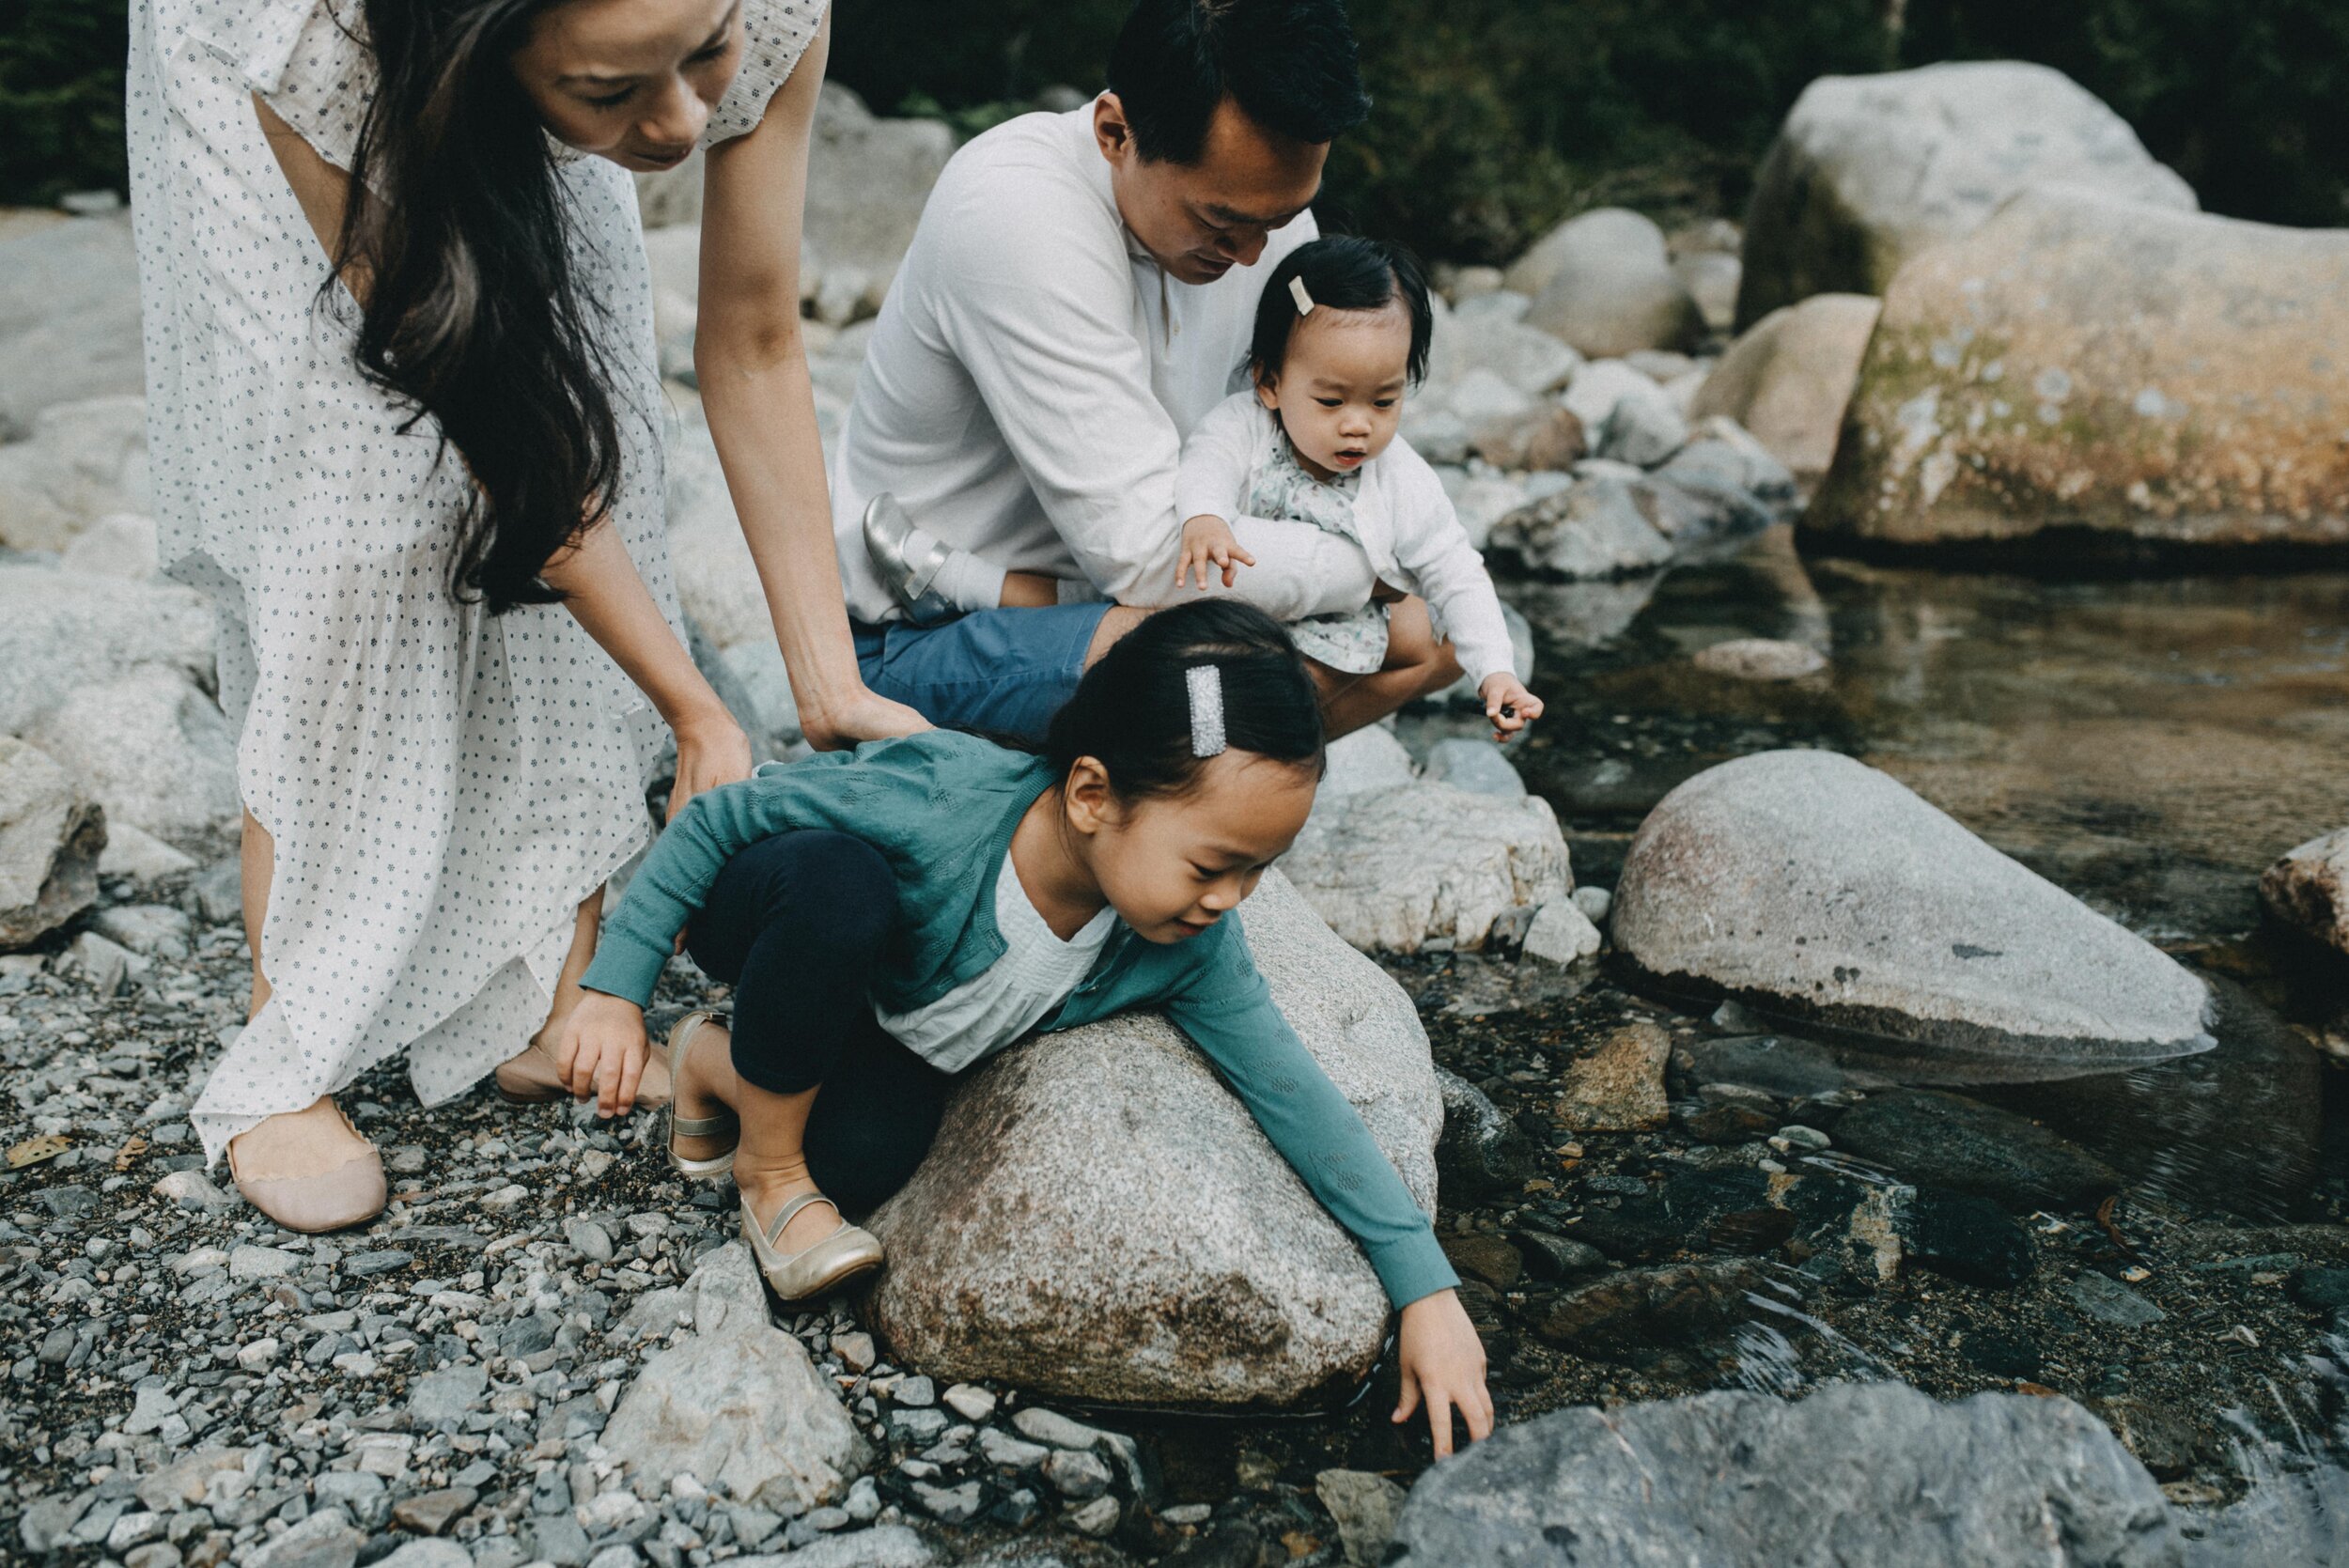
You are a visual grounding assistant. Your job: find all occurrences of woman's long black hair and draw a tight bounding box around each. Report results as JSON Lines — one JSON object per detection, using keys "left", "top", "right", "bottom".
{"left": 337, "top": 0, "right": 630, "bottom": 613}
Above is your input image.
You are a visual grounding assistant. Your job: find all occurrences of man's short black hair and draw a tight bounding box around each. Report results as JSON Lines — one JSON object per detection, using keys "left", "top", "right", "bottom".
{"left": 1106, "top": 0, "right": 1371, "bottom": 164}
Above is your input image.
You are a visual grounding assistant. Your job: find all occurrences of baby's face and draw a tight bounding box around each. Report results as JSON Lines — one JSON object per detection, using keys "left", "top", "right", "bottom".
{"left": 1256, "top": 302, "right": 1410, "bottom": 482}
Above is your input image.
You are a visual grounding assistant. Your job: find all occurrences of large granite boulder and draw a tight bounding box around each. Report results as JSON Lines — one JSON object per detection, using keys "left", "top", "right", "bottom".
{"left": 0, "top": 566, "right": 214, "bottom": 737}
{"left": 863, "top": 870, "right": 1442, "bottom": 1408}
{"left": 1807, "top": 190, "right": 2349, "bottom": 553}
{"left": 0, "top": 395, "right": 151, "bottom": 552}
{"left": 28, "top": 669, "right": 241, "bottom": 843}
{"left": 635, "top": 85, "right": 952, "bottom": 323}
{"left": 2260, "top": 829, "right": 2349, "bottom": 957}
{"left": 1386, "top": 1383, "right": 2182, "bottom": 1566}
{"left": 1612, "top": 750, "right": 2213, "bottom": 1065}
{"left": 601, "top": 1243, "right": 867, "bottom": 1507}
{"left": 1736, "top": 62, "right": 2196, "bottom": 326}
{"left": 0, "top": 738, "right": 104, "bottom": 952}
{"left": 0, "top": 215, "right": 144, "bottom": 440}
{"left": 1485, "top": 478, "right": 1676, "bottom": 581}
{"left": 1283, "top": 784, "right": 1573, "bottom": 953}
{"left": 1688, "top": 294, "right": 1880, "bottom": 485}
{"left": 1512, "top": 210, "right": 1703, "bottom": 360}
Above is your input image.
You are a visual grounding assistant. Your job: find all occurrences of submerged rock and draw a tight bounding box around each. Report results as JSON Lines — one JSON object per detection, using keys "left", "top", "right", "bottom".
{"left": 1612, "top": 750, "right": 2214, "bottom": 1066}
{"left": 1386, "top": 1382, "right": 2181, "bottom": 1566}
{"left": 1283, "top": 783, "right": 1572, "bottom": 954}
{"left": 1554, "top": 1021, "right": 1670, "bottom": 1132}
{"left": 2262, "top": 829, "right": 2349, "bottom": 956}
{"left": 600, "top": 1244, "right": 867, "bottom": 1508}
{"left": 1690, "top": 637, "right": 1827, "bottom": 682}
{"left": 1532, "top": 1261, "right": 1780, "bottom": 1358}
{"left": 864, "top": 870, "right": 1441, "bottom": 1408}
{"left": 1833, "top": 1089, "right": 2121, "bottom": 1212}
{"left": 1736, "top": 61, "right": 2196, "bottom": 324}
{"left": 1432, "top": 1068, "right": 1537, "bottom": 1202}
{"left": 1808, "top": 189, "right": 2349, "bottom": 555}
{"left": 0, "top": 737, "right": 104, "bottom": 952}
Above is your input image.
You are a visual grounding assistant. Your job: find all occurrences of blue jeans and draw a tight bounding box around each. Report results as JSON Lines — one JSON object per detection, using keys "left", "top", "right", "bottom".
{"left": 852, "top": 603, "right": 1112, "bottom": 743}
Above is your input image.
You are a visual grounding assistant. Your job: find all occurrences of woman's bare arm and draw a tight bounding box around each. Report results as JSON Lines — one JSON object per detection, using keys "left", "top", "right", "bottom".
{"left": 695, "top": 12, "right": 927, "bottom": 751}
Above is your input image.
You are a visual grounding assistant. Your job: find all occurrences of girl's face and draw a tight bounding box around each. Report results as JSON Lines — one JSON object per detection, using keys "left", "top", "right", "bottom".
{"left": 511, "top": 0, "right": 745, "bottom": 173}
{"left": 1066, "top": 751, "right": 1320, "bottom": 944}
{"left": 1256, "top": 299, "right": 1411, "bottom": 483}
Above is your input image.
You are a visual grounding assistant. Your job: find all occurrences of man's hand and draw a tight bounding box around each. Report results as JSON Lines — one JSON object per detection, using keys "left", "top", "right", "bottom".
{"left": 1393, "top": 1290, "right": 1493, "bottom": 1459}
{"left": 1479, "top": 674, "right": 1544, "bottom": 743}
{"left": 1175, "top": 514, "right": 1256, "bottom": 591}
{"left": 553, "top": 991, "right": 655, "bottom": 1118}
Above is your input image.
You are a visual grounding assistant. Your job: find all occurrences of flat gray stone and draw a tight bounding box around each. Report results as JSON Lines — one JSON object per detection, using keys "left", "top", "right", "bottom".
{"left": 1613, "top": 751, "right": 2214, "bottom": 1066}
{"left": 1388, "top": 1382, "right": 2180, "bottom": 1566}
{"left": 599, "top": 1244, "right": 866, "bottom": 1510}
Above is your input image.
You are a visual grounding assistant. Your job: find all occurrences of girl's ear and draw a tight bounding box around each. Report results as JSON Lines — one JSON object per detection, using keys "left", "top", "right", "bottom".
{"left": 1253, "top": 365, "right": 1281, "bottom": 411}
{"left": 1062, "top": 756, "right": 1118, "bottom": 837}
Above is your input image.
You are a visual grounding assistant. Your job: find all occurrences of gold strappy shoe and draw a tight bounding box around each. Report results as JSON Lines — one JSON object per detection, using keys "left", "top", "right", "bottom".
{"left": 742, "top": 1190, "right": 884, "bottom": 1303}
{"left": 664, "top": 1010, "right": 739, "bottom": 1181}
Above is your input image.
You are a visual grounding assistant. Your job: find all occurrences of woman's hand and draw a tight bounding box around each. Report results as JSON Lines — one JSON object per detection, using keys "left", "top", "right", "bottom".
{"left": 1478, "top": 674, "right": 1545, "bottom": 743}
{"left": 1176, "top": 514, "right": 1256, "bottom": 591}
{"left": 798, "top": 684, "right": 932, "bottom": 753}
{"left": 1393, "top": 1290, "right": 1493, "bottom": 1459}
{"left": 667, "top": 708, "right": 754, "bottom": 822}
{"left": 553, "top": 991, "right": 654, "bottom": 1117}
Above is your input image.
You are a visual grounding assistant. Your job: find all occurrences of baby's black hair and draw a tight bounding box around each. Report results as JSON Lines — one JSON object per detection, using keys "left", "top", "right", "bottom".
{"left": 1246, "top": 235, "right": 1433, "bottom": 390}
{"left": 1045, "top": 599, "right": 1325, "bottom": 801}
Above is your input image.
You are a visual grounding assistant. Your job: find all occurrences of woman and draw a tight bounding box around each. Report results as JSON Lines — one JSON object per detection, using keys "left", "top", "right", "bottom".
{"left": 126, "top": 0, "right": 920, "bottom": 1231}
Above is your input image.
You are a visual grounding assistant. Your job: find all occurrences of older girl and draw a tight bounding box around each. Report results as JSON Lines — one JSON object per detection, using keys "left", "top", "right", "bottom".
{"left": 557, "top": 599, "right": 1496, "bottom": 1455}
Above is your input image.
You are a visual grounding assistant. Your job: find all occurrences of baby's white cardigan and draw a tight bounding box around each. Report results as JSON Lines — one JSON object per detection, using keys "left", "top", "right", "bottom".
{"left": 1174, "top": 392, "right": 1518, "bottom": 684}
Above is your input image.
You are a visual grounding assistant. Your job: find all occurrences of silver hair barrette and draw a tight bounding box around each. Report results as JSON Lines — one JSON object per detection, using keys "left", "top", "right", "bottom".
{"left": 1186, "top": 664, "right": 1227, "bottom": 758}
{"left": 1289, "top": 275, "right": 1315, "bottom": 316}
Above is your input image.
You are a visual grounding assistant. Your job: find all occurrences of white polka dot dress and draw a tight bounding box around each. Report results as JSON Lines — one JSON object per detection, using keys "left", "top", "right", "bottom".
{"left": 125, "top": 0, "right": 826, "bottom": 1163}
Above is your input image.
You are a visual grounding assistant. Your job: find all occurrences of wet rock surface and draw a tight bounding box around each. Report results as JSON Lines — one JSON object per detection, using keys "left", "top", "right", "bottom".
{"left": 1386, "top": 1382, "right": 2182, "bottom": 1566}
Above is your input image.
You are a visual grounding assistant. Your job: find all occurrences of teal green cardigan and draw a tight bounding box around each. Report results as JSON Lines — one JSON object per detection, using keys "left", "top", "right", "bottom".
{"left": 580, "top": 730, "right": 1457, "bottom": 1308}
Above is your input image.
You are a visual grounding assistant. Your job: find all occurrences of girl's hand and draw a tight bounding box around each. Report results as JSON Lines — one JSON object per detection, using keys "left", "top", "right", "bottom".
{"left": 1394, "top": 1290, "right": 1492, "bottom": 1458}
{"left": 1480, "top": 675, "right": 1544, "bottom": 743}
{"left": 1176, "top": 514, "right": 1256, "bottom": 591}
{"left": 667, "top": 709, "right": 754, "bottom": 822}
{"left": 800, "top": 684, "right": 932, "bottom": 753}
{"left": 554, "top": 991, "right": 654, "bottom": 1117}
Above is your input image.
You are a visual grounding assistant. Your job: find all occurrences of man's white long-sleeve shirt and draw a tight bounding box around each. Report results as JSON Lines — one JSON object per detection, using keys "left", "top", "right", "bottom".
{"left": 829, "top": 104, "right": 1376, "bottom": 625}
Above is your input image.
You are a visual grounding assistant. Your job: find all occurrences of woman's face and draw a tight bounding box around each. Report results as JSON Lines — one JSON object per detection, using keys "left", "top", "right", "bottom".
{"left": 510, "top": 0, "right": 745, "bottom": 172}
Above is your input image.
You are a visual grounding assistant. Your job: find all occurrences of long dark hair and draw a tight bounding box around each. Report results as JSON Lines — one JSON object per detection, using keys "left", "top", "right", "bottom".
{"left": 338, "top": 0, "right": 629, "bottom": 613}
{"left": 1248, "top": 235, "right": 1434, "bottom": 389}
{"left": 1045, "top": 600, "right": 1326, "bottom": 801}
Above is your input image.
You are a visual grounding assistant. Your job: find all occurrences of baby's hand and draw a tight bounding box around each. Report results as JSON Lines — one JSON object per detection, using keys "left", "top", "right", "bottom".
{"left": 555, "top": 991, "right": 653, "bottom": 1118}
{"left": 1176, "top": 514, "right": 1256, "bottom": 591}
{"left": 1480, "top": 674, "right": 1544, "bottom": 742}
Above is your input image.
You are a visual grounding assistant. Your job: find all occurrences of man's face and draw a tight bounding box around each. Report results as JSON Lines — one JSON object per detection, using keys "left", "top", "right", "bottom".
{"left": 1094, "top": 93, "right": 1325, "bottom": 286}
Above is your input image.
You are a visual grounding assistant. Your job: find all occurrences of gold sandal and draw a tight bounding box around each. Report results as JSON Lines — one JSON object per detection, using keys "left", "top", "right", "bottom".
{"left": 664, "top": 1010, "right": 739, "bottom": 1181}
{"left": 743, "top": 1191, "right": 883, "bottom": 1302}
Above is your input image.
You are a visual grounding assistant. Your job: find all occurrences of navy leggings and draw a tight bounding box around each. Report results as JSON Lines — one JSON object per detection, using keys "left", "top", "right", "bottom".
{"left": 683, "top": 830, "right": 953, "bottom": 1216}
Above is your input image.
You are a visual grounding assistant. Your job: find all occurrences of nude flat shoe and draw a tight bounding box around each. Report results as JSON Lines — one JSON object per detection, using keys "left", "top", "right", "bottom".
{"left": 743, "top": 1191, "right": 884, "bottom": 1303}
{"left": 861, "top": 493, "right": 958, "bottom": 626}
{"left": 664, "top": 1010, "right": 739, "bottom": 1181}
{"left": 494, "top": 1035, "right": 673, "bottom": 1110}
{"left": 227, "top": 1105, "right": 387, "bottom": 1234}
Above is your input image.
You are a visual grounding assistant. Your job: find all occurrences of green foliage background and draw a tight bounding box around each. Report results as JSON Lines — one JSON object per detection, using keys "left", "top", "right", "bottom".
{"left": 8, "top": 1, "right": 2346, "bottom": 262}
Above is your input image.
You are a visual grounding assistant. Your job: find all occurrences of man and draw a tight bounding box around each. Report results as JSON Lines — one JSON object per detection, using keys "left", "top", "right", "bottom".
{"left": 830, "top": 0, "right": 1462, "bottom": 739}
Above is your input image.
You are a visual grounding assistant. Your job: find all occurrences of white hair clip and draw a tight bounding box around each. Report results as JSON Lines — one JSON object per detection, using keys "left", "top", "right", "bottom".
{"left": 1289, "top": 275, "right": 1315, "bottom": 316}
{"left": 1186, "top": 664, "right": 1227, "bottom": 758}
